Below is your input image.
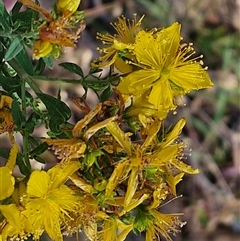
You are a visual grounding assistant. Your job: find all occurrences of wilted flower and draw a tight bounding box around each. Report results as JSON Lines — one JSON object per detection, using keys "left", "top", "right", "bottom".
{"left": 0, "top": 95, "right": 15, "bottom": 143}
{"left": 19, "top": 0, "right": 85, "bottom": 59}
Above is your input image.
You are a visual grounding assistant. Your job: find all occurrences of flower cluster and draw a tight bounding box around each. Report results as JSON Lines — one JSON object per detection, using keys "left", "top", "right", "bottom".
{"left": 0, "top": 2, "right": 214, "bottom": 241}
{"left": 19, "top": 0, "right": 85, "bottom": 59}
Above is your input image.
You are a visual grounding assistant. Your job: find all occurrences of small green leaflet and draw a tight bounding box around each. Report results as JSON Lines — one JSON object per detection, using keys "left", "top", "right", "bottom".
{"left": 4, "top": 37, "right": 23, "bottom": 61}
{"left": 37, "top": 93, "right": 71, "bottom": 133}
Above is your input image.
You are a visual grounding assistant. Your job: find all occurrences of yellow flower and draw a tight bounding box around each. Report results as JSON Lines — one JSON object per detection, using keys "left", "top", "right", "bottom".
{"left": 57, "top": 0, "right": 81, "bottom": 15}
{"left": 145, "top": 209, "right": 186, "bottom": 241}
{"left": 0, "top": 203, "right": 33, "bottom": 240}
{"left": 22, "top": 159, "right": 81, "bottom": 241}
{"left": 33, "top": 40, "right": 53, "bottom": 60}
{"left": 117, "top": 22, "right": 213, "bottom": 117}
{"left": 125, "top": 91, "right": 157, "bottom": 118}
{"left": 100, "top": 216, "right": 133, "bottom": 241}
{"left": 0, "top": 144, "right": 18, "bottom": 200}
{"left": 92, "top": 14, "right": 144, "bottom": 73}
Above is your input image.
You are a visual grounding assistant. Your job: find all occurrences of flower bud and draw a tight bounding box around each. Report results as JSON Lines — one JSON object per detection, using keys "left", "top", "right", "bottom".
{"left": 33, "top": 40, "right": 53, "bottom": 60}
{"left": 57, "top": 0, "right": 81, "bottom": 14}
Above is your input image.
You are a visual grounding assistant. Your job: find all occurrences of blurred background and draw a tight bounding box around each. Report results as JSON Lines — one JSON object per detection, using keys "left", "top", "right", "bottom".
{"left": 3, "top": 0, "right": 240, "bottom": 240}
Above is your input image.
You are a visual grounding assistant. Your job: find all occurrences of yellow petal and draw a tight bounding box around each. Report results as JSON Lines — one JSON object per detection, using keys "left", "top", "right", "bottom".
{"left": 171, "top": 159, "right": 200, "bottom": 174}
{"left": 170, "top": 63, "right": 213, "bottom": 93}
{"left": 50, "top": 185, "right": 77, "bottom": 210}
{"left": 119, "top": 193, "right": 149, "bottom": 216}
{"left": 106, "top": 122, "right": 132, "bottom": 156}
{"left": 57, "top": 0, "right": 80, "bottom": 14}
{"left": 149, "top": 78, "right": 175, "bottom": 112}
{"left": 166, "top": 172, "right": 184, "bottom": 196}
{"left": 69, "top": 173, "right": 94, "bottom": 193}
{"left": 0, "top": 167, "right": 14, "bottom": 200}
{"left": 6, "top": 143, "right": 18, "bottom": 170}
{"left": 157, "top": 22, "right": 181, "bottom": 67}
{"left": 33, "top": 40, "right": 52, "bottom": 60}
{"left": 135, "top": 30, "right": 162, "bottom": 69}
{"left": 161, "top": 118, "right": 186, "bottom": 148}
{"left": 150, "top": 145, "right": 179, "bottom": 167}
{"left": 83, "top": 116, "right": 117, "bottom": 141}
{"left": 117, "top": 69, "right": 160, "bottom": 95}
{"left": 115, "top": 56, "right": 133, "bottom": 73}
{"left": 141, "top": 120, "right": 161, "bottom": 150}
{"left": 0, "top": 204, "right": 22, "bottom": 232}
{"left": 72, "top": 103, "right": 102, "bottom": 137}
{"left": 48, "top": 159, "right": 81, "bottom": 189}
{"left": 27, "top": 170, "right": 50, "bottom": 197}
{"left": 124, "top": 167, "right": 139, "bottom": 207}
{"left": 105, "top": 160, "right": 130, "bottom": 198}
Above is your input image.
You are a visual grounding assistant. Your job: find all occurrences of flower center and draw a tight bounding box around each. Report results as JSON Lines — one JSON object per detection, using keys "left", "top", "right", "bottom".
{"left": 161, "top": 67, "right": 170, "bottom": 77}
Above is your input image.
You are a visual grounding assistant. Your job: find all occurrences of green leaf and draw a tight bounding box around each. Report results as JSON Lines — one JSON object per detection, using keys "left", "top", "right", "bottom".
{"left": 4, "top": 37, "right": 24, "bottom": 61}
{"left": 15, "top": 47, "right": 34, "bottom": 75}
{"left": 11, "top": 97, "right": 25, "bottom": 130}
{"left": 100, "top": 85, "right": 112, "bottom": 102}
{"left": 43, "top": 55, "right": 53, "bottom": 69}
{"left": 34, "top": 156, "right": 46, "bottom": 164}
{"left": 30, "top": 142, "right": 48, "bottom": 157}
{"left": 11, "top": 1, "right": 22, "bottom": 15}
{"left": 25, "top": 112, "right": 41, "bottom": 134}
{"left": 59, "top": 62, "right": 84, "bottom": 77}
{"left": 37, "top": 93, "right": 71, "bottom": 133}
{"left": 34, "top": 58, "right": 46, "bottom": 75}
{"left": 0, "top": 149, "right": 30, "bottom": 176}
{"left": 89, "top": 67, "right": 102, "bottom": 74}
{"left": 0, "top": 149, "right": 9, "bottom": 159}
{"left": 15, "top": 153, "right": 31, "bottom": 176}
{"left": 0, "top": 41, "right": 4, "bottom": 63}
{"left": 0, "top": 0, "right": 10, "bottom": 31}
{"left": 12, "top": 9, "right": 37, "bottom": 32}
{"left": 0, "top": 74, "right": 20, "bottom": 92}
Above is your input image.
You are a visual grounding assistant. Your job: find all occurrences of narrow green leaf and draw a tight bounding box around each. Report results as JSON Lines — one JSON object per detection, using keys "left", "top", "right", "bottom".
{"left": 34, "top": 156, "right": 46, "bottom": 164}
{"left": 100, "top": 85, "right": 112, "bottom": 102}
{"left": 11, "top": 97, "right": 25, "bottom": 129}
{"left": 30, "top": 142, "right": 48, "bottom": 156}
{"left": 59, "top": 62, "right": 84, "bottom": 77}
{"left": 4, "top": 37, "right": 23, "bottom": 61}
{"left": 0, "top": 74, "right": 20, "bottom": 92}
{"left": 15, "top": 153, "right": 31, "bottom": 176}
{"left": 25, "top": 112, "right": 41, "bottom": 134}
{"left": 0, "top": 0, "right": 10, "bottom": 31}
{"left": 11, "top": 1, "right": 22, "bottom": 15}
{"left": 89, "top": 67, "right": 102, "bottom": 74}
{"left": 34, "top": 58, "right": 46, "bottom": 75}
{"left": 15, "top": 47, "right": 34, "bottom": 75}
{"left": 37, "top": 93, "right": 71, "bottom": 133}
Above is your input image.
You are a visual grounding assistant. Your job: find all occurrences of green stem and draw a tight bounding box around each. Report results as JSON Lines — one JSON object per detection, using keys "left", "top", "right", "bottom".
{"left": 8, "top": 59, "right": 42, "bottom": 94}
{"left": 33, "top": 75, "right": 120, "bottom": 85}
{"left": 8, "top": 59, "right": 42, "bottom": 172}
{"left": 20, "top": 74, "right": 31, "bottom": 170}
